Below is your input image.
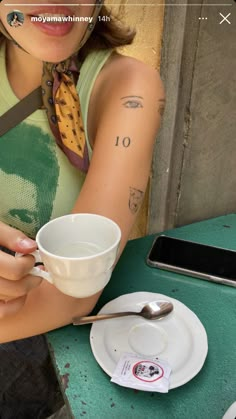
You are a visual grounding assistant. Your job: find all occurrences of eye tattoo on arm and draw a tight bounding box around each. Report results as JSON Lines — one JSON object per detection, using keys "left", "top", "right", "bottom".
{"left": 121, "top": 96, "right": 144, "bottom": 109}
{"left": 158, "top": 98, "right": 166, "bottom": 117}
{"left": 129, "top": 187, "right": 144, "bottom": 214}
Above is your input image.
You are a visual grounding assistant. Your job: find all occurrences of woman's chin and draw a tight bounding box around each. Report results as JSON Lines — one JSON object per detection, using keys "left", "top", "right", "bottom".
{"left": 27, "top": 47, "right": 77, "bottom": 63}
{"left": 12, "top": 32, "right": 80, "bottom": 63}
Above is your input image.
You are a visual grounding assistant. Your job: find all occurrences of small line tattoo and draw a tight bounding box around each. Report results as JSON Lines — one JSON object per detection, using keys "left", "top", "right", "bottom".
{"left": 121, "top": 95, "right": 144, "bottom": 109}
{"left": 129, "top": 187, "right": 144, "bottom": 214}
{"left": 158, "top": 98, "right": 166, "bottom": 117}
{"left": 121, "top": 96, "right": 143, "bottom": 100}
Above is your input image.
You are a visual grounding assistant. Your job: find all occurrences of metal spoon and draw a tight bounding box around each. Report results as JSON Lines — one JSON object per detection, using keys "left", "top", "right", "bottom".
{"left": 72, "top": 300, "right": 173, "bottom": 325}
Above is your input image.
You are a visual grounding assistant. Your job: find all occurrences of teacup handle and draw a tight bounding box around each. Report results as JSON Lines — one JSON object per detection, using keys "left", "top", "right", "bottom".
{"left": 15, "top": 250, "right": 53, "bottom": 284}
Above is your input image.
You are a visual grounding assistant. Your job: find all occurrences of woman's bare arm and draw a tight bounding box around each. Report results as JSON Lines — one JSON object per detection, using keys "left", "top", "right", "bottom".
{"left": 0, "top": 57, "right": 165, "bottom": 342}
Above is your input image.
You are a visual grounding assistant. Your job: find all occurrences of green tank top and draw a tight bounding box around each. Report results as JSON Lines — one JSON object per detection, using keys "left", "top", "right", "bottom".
{"left": 0, "top": 42, "right": 112, "bottom": 238}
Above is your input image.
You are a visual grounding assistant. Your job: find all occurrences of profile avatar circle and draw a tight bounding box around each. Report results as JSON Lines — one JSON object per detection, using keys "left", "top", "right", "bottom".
{"left": 7, "top": 11, "right": 24, "bottom": 28}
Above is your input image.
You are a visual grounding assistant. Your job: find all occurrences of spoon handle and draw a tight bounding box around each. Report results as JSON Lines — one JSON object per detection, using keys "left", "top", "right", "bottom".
{"left": 72, "top": 311, "right": 139, "bottom": 325}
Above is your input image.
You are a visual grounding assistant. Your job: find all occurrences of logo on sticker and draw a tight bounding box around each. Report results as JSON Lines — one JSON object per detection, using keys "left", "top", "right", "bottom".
{"left": 133, "top": 361, "right": 164, "bottom": 382}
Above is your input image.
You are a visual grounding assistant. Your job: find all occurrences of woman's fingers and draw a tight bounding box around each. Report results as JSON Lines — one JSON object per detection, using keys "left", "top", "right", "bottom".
{"left": 0, "top": 223, "right": 42, "bottom": 318}
{"left": 0, "top": 251, "right": 36, "bottom": 281}
{"left": 0, "top": 221, "right": 36, "bottom": 253}
{"left": 0, "top": 274, "right": 43, "bottom": 299}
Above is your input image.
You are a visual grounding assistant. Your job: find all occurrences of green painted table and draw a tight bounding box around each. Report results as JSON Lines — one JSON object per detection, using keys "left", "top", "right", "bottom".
{"left": 47, "top": 214, "right": 236, "bottom": 419}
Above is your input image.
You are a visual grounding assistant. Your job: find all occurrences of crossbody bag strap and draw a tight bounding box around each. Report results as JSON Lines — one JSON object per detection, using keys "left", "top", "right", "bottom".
{"left": 0, "top": 87, "right": 43, "bottom": 136}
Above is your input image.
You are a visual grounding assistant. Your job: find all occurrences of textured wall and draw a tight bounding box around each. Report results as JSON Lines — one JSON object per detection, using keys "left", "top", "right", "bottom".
{"left": 174, "top": 7, "right": 236, "bottom": 227}
{"left": 112, "top": 1, "right": 164, "bottom": 68}
{"left": 148, "top": 3, "right": 236, "bottom": 234}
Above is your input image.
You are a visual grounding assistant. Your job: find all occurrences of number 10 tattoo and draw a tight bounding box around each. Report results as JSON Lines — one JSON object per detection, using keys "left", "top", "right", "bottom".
{"left": 115, "top": 136, "right": 131, "bottom": 147}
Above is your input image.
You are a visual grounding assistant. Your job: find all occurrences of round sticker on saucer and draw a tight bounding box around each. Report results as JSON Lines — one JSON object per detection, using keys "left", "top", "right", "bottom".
{"left": 133, "top": 360, "right": 164, "bottom": 382}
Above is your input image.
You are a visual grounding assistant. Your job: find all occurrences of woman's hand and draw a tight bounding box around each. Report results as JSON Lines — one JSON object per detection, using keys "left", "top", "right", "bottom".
{"left": 0, "top": 222, "right": 42, "bottom": 318}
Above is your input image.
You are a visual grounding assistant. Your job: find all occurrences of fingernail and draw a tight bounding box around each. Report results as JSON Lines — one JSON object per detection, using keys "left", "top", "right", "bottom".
{"left": 18, "top": 238, "right": 36, "bottom": 248}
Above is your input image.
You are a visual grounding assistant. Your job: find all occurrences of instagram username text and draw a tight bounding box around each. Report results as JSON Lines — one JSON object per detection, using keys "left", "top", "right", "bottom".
{"left": 31, "top": 15, "right": 94, "bottom": 24}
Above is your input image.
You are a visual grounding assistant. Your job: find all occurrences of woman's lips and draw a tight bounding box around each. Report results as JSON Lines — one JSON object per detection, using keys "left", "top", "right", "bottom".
{"left": 29, "top": 6, "right": 74, "bottom": 17}
{"left": 29, "top": 6, "right": 75, "bottom": 37}
{"left": 30, "top": 20, "right": 74, "bottom": 37}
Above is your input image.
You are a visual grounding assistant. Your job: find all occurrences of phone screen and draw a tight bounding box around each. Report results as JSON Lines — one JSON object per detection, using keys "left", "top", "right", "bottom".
{"left": 148, "top": 236, "right": 236, "bottom": 281}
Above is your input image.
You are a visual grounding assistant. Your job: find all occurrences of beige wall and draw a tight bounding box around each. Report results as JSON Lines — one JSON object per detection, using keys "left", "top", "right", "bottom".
{"left": 109, "top": 0, "right": 164, "bottom": 68}
{"left": 108, "top": 0, "right": 165, "bottom": 238}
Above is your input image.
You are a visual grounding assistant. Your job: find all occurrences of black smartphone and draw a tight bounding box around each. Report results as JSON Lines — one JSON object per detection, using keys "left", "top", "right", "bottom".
{"left": 146, "top": 235, "right": 236, "bottom": 287}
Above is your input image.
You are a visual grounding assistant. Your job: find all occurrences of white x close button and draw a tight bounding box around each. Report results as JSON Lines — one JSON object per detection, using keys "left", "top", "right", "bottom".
{"left": 219, "top": 13, "right": 231, "bottom": 24}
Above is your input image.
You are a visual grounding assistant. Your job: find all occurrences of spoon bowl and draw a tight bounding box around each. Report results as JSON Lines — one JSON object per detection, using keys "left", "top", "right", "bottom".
{"left": 139, "top": 300, "right": 174, "bottom": 320}
{"left": 72, "top": 300, "right": 173, "bottom": 325}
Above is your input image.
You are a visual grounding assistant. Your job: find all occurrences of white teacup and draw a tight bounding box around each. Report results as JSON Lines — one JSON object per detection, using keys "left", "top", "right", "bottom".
{"left": 17, "top": 214, "right": 121, "bottom": 298}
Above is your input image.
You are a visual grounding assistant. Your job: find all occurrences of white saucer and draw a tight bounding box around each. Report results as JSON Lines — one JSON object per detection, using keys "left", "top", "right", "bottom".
{"left": 90, "top": 292, "right": 208, "bottom": 389}
{"left": 222, "top": 402, "right": 236, "bottom": 419}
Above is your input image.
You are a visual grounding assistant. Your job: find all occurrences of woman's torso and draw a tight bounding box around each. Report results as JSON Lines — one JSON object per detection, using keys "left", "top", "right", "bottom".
{"left": 0, "top": 42, "right": 112, "bottom": 238}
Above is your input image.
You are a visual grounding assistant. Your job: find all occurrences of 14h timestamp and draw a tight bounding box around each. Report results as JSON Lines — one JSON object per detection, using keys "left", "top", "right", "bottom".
{"left": 98, "top": 15, "right": 111, "bottom": 22}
